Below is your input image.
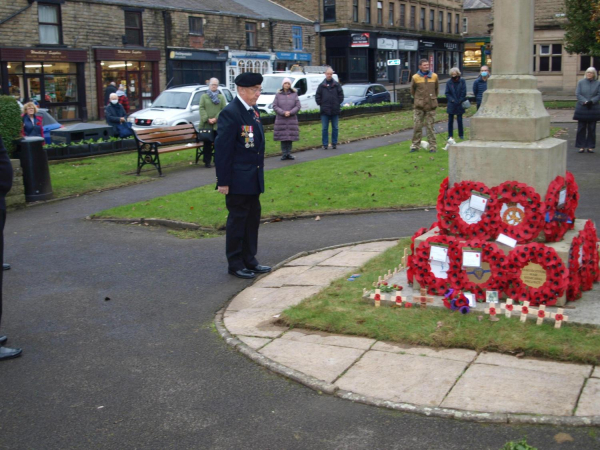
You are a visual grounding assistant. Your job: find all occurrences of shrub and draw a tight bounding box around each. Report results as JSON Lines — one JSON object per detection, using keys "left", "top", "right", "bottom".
{"left": 0, "top": 96, "right": 23, "bottom": 156}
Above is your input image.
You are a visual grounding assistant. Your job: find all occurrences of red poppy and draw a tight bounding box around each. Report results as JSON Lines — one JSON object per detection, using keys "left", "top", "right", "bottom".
{"left": 555, "top": 313, "right": 564, "bottom": 321}
{"left": 496, "top": 181, "right": 545, "bottom": 244}
{"left": 537, "top": 310, "right": 545, "bottom": 318}
{"left": 522, "top": 306, "right": 529, "bottom": 314}
{"left": 374, "top": 294, "right": 381, "bottom": 300}
{"left": 405, "top": 302, "right": 413, "bottom": 308}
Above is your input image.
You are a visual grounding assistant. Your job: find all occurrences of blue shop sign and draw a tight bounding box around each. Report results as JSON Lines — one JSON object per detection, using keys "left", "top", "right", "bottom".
{"left": 276, "top": 52, "right": 312, "bottom": 61}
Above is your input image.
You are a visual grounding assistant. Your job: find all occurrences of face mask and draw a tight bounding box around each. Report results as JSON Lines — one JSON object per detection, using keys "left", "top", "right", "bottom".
{"left": 110, "top": 99, "right": 118, "bottom": 104}
{"left": 452, "top": 75, "right": 459, "bottom": 79}
{"left": 481, "top": 71, "right": 488, "bottom": 77}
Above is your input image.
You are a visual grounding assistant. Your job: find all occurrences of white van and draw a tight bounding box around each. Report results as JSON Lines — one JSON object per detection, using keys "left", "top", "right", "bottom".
{"left": 256, "top": 72, "right": 339, "bottom": 114}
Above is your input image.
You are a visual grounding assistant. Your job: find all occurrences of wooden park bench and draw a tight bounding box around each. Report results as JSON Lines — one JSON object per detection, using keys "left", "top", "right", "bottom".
{"left": 133, "top": 123, "right": 205, "bottom": 176}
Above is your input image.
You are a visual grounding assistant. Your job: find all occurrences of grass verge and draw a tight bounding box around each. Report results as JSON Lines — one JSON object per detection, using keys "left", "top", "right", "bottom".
{"left": 280, "top": 239, "right": 600, "bottom": 365}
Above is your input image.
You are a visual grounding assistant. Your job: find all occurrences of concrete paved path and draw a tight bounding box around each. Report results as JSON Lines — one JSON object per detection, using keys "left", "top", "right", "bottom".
{"left": 219, "top": 240, "right": 600, "bottom": 426}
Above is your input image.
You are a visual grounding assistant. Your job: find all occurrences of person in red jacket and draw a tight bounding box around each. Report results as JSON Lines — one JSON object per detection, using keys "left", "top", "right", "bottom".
{"left": 116, "top": 84, "right": 130, "bottom": 114}
{"left": 21, "top": 102, "right": 46, "bottom": 141}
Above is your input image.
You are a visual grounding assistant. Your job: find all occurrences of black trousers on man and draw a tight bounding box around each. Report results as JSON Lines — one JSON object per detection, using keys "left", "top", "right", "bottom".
{"left": 576, "top": 121, "right": 597, "bottom": 149}
{"left": 225, "top": 194, "right": 261, "bottom": 271}
{"left": 0, "top": 209, "right": 6, "bottom": 328}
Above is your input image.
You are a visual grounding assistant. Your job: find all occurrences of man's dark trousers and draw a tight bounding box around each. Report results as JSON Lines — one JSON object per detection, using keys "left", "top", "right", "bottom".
{"left": 225, "top": 194, "right": 260, "bottom": 271}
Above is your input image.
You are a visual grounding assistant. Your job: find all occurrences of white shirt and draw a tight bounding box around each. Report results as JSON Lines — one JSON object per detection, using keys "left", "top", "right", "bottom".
{"left": 237, "top": 94, "right": 253, "bottom": 112}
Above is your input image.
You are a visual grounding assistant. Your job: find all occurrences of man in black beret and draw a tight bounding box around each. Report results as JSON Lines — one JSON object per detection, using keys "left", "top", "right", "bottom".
{"left": 0, "top": 137, "right": 22, "bottom": 361}
{"left": 215, "top": 72, "right": 272, "bottom": 279}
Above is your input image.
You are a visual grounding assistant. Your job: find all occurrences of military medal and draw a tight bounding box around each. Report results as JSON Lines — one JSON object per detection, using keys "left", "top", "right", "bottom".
{"left": 241, "top": 125, "right": 255, "bottom": 148}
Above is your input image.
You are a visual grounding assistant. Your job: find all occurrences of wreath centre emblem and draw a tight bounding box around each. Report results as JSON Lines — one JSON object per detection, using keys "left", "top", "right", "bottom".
{"left": 501, "top": 202, "right": 525, "bottom": 226}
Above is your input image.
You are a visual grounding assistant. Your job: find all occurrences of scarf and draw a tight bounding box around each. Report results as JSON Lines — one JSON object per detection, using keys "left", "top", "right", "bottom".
{"left": 417, "top": 69, "right": 432, "bottom": 78}
{"left": 207, "top": 89, "right": 220, "bottom": 105}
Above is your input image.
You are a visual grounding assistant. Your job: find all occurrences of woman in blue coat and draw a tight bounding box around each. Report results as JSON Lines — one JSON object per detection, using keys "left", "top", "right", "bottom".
{"left": 445, "top": 67, "right": 467, "bottom": 141}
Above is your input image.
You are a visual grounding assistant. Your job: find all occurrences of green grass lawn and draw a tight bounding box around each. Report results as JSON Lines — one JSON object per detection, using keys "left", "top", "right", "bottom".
{"left": 49, "top": 106, "right": 474, "bottom": 199}
{"left": 94, "top": 134, "right": 454, "bottom": 228}
{"left": 280, "top": 239, "right": 600, "bottom": 365}
{"left": 543, "top": 100, "right": 577, "bottom": 109}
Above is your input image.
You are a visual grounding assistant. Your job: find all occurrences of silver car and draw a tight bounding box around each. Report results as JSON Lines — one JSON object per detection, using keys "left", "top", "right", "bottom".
{"left": 128, "top": 85, "right": 234, "bottom": 130}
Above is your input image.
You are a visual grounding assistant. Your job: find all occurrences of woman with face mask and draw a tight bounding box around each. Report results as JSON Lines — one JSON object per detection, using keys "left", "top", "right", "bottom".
{"left": 445, "top": 67, "right": 467, "bottom": 142}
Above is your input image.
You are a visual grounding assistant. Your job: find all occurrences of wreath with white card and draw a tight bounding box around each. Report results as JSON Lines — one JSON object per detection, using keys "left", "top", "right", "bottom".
{"left": 543, "top": 172, "right": 579, "bottom": 243}
{"left": 495, "top": 181, "right": 545, "bottom": 244}
{"left": 413, "top": 235, "right": 458, "bottom": 295}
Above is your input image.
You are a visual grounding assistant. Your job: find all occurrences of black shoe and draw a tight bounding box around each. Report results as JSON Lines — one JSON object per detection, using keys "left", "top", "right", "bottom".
{"left": 0, "top": 346, "right": 22, "bottom": 361}
{"left": 281, "top": 155, "right": 287, "bottom": 160}
{"left": 323, "top": 145, "right": 328, "bottom": 150}
{"left": 228, "top": 268, "right": 255, "bottom": 279}
{"left": 204, "top": 163, "right": 212, "bottom": 168}
{"left": 332, "top": 144, "right": 337, "bottom": 149}
{"left": 287, "top": 154, "right": 295, "bottom": 160}
{"left": 247, "top": 265, "right": 271, "bottom": 274}
{"left": 0, "top": 335, "right": 6, "bottom": 345}
{"left": 3, "top": 263, "right": 10, "bottom": 271}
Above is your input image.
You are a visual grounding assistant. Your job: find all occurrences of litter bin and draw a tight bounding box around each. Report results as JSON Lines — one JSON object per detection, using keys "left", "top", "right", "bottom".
{"left": 16, "top": 136, "right": 53, "bottom": 202}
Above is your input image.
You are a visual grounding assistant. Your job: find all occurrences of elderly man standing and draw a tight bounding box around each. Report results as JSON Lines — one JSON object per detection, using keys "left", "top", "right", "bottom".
{"left": 410, "top": 59, "right": 439, "bottom": 153}
{"left": 315, "top": 67, "right": 344, "bottom": 150}
{"left": 215, "top": 72, "right": 271, "bottom": 280}
{"left": 473, "top": 65, "right": 490, "bottom": 110}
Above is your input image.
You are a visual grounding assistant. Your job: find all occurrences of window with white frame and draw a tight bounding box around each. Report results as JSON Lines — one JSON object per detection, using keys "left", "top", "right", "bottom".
{"left": 39, "top": 3, "right": 62, "bottom": 45}
{"left": 438, "top": 11, "right": 443, "bottom": 32}
{"left": 377, "top": 2, "right": 383, "bottom": 25}
{"left": 462, "top": 17, "right": 468, "bottom": 34}
{"left": 455, "top": 13, "right": 460, "bottom": 34}
{"left": 292, "top": 26, "right": 302, "bottom": 50}
{"left": 429, "top": 9, "right": 434, "bottom": 31}
{"left": 389, "top": 3, "right": 394, "bottom": 26}
{"left": 534, "top": 43, "right": 562, "bottom": 72}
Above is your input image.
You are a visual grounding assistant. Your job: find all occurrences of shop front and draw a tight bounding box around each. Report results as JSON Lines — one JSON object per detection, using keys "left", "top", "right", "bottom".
{"left": 418, "top": 37, "right": 464, "bottom": 76}
{"left": 376, "top": 38, "right": 398, "bottom": 82}
{"left": 274, "top": 51, "right": 312, "bottom": 72}
{"left": 0, "top": 47, "right": 87, "bottom": 121}
{"left": 167, "top": 49, "right": 228, "bottom": 87}
{"left": 325, "top": 32, "right": 375, "bottom": 83}
{"left": 94, "top": 48, "right": 160, "bottom": 118}
{"left": 463, "top": 37, "right": 491, "bottom": 70}
{"left": 227, "top": 50, "right": 273, "bottom": 91}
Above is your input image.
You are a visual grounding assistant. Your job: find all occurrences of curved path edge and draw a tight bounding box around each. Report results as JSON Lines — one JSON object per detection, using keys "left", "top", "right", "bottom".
{"left": 214, "top": 239, "right": 600, "bottom": 427}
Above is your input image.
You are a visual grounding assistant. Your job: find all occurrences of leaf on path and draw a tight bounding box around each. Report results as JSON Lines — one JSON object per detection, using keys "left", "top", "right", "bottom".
{"left": 554, "top": 433, "right": 574, "bottom": 444}
{"left": 515, "top": 352, "right": 525, "bottom": 358}
{"left": 315, "top": 216, "right": 321, "bottom": 221}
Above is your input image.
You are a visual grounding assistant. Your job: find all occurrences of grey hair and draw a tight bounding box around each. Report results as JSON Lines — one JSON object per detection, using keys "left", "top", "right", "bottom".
{"left": 585, "top": 67, "right": 598, "bottom": 80}
{"left": 450, "top": 67, "right": 461, "bottom": 76}
{"left": 209, "top": 77, "right": 219, "bottom": 85}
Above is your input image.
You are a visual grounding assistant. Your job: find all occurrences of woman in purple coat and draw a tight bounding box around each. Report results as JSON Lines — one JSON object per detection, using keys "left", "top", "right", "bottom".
{"left": 273, "top": 78, "right": 301, "bottom": 160}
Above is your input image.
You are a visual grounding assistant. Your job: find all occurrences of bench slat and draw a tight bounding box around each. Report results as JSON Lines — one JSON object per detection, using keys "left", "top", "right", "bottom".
{"left": 157, "top": 143, "right": 202, "bottom": 154}
{"left": 147, "top": 134, "right": 198, "bottom": 145}
{"left": 135, "top": 124, "right": 195, "bottom": 135}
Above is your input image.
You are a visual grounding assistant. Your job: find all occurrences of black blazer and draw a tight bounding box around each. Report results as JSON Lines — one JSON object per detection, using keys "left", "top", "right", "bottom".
{"left": 0, "top": 137, "right": 14, "bottom": 210}
{"left": 215, "top": 97, "right": 265, "bottom": 195}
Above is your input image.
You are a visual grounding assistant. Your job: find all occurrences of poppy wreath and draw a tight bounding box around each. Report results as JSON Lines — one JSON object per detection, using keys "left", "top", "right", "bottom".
{"left": 505, "top": 243, "right": 567, "bottom": 306}
{"left": 436, "top": 177, "right": 449, "bottom": 227}
{"left": 454, "top": 239, "right": 509, "bottom": 301}
{"left": 407, "top": 227, "right": 429, "bottom": 285}
{"left": 543, "top": 173, "right": 579, "bottom": 242}
{"left": 567, "top": 234, "right": 583, "bottom": 301}
{"left": 438, "top": 180, "right": 501, "bottom": 239}
{"left": 496, "top": 181, "right": 545, "bottom": 244}
{"left": 580, "top": 221, "right": 600, "bottom": 291}
{"left": 413, "top": 235, "right": 459, "bottom": 295}
{"left": 442, "top": 289, "right": 471, "bottom": 314}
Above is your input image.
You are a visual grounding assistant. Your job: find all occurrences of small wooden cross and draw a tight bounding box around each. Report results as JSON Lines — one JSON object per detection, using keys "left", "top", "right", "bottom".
{"left": 394, "top": 291, "right": 403, "bottom": 307}
{"left": 551, "top": 308, "right": 569, "bottom": 328}
{"left": 535, "top": 304, "right": 548, "bottom": 326}
{"left": 519, "top": 301, "right": 531, "bottom": 323}
{"left": 401, "top": 248, "right": 409, "bottom": 268}
{"left": 501, "top": 298, "right": 516, "bottom": 318}
{"left": 484, "top": 302, "right": 499, "bottom": 317}
{"left": 374, "top": 289, "right": 381, "bottom": 308}
{"left": 414, "top": 288, "right": 434, "bottom": 309}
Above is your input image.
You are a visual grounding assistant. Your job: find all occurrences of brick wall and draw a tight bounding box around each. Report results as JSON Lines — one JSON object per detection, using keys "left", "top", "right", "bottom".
{"left": 464, "top": 8, "right": 491, "bottom": 37}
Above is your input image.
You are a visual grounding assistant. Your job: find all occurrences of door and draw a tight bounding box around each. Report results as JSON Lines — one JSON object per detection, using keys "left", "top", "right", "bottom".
{"left": 127, "top": 72, "right": 141, "bottom": 112}
{"left": 25, "top": 75, "right": 47, "bottom": 107}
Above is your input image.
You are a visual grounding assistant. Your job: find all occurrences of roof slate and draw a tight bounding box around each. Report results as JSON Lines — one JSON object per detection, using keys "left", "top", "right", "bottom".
{"left": 464, "top": 0, "right": 493, "bottom": 10}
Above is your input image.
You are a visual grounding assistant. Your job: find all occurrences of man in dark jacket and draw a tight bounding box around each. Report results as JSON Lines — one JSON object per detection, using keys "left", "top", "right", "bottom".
{"left": 0, "top": 137, "right": 22, "bottom": 361}
{"left": 105, "top": 93, "right": 127, "bottom": 136}
{"left": 103, "top": 79, "right": 117, "bottom": 107}
{"left": 315, "top": 67, "right": 344, "bottom": 150}
{"left": 472, "top": 66, "right": 490, "bottom": 110}
{"left": 215, "top": 72, "right": 271, "bottom": 280}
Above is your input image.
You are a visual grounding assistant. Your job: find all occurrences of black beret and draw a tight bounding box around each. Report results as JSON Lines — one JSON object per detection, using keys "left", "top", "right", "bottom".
{"left": 235, "top": 72, "right": 263, "bottom": 87}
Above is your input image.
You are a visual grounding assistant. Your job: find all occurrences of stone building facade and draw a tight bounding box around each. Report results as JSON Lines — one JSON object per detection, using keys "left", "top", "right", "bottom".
{"left": 0, "top": 0, "right": 315, "bottom": 121}
{"left": 273, "top": 0, "right": 465, "bottom": 83}
{"left": 462, "top": 0, "right": 492, "bottom": 70}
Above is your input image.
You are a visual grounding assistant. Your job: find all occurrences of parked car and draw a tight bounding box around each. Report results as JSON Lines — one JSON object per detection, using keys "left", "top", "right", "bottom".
{"left": 341, "top": 83, "right": 391, "bottom": 107}
{"left": 128, "top": 85, "right": 234, "bottom": 130}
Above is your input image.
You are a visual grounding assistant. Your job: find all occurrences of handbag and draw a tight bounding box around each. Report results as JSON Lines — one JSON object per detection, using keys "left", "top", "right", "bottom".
{"left": 197, "top": 128, "right": 215, "bottom": 142}
{"left": 461, "top": 99, "right": 471, "bottom": 109}
{"left": 117, "top": 122, "right": 134, "bottom": 139}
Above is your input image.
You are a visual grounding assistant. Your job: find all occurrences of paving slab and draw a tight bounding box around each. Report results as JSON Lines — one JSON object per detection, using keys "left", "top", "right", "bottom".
{"left": 372, "top": 341, "right": 477, "bottom": 363}
{"left": 335, "top": 350, "right": 468, "bottom": 407}
{"left": 237, "top": 336, "right": 272, "bottom": 350}
{"left": 441, "top": 363, "right": 584, "bottom": 416}
{"left": 278, "top": 266, "right": 355, "bottom": 287}
{"left": 592, "top": 367, "right": 600, "bottom": 379}
{"left": 252, "top": 266, "right": 311, "bottom": 288}
{"left": 575, "top": 378, "right": 600, "bottom": 416}
{"left": 223, "top": 308, "right": 287, "bottom": 338}
{"left": 284, "top": 248, "right": 348, "bottom": 266}
{"left": 474, "top": 352, "right": 593, "bottom": 378}
{"left": 228, "top": 286, "right": 322, "bottom": 312}
{"left": 349, "top": 240, "right": 399, "bottom": 252}
{"left": 317, "top": 250, "right": 382, "bottom": 267}
{"left": 259, "top": 339, "right": 365, "bottom": 383}
{"left": 280, "top": 330, "right": 376, "bottom": 350}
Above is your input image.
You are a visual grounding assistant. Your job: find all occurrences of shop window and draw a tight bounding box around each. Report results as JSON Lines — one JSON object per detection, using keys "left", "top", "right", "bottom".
{"left": 420, "top": 8, "right": 425, "bottom": 30}
{"left": 400, "top": 4, "right": 405, "bottom": 27}
{"left": 580, "top": 56, "right": 600, "bottom": 72}
{"left": 292, "top": 26, "right": 302, "bottom": 50}
{"left": 447, "top": 12, "right": 452, "bottom": 34}
{"left": 389, "top": 3, "right": 394, "bottom": 26}
{"left": 429, "top": 9, "right": 434, "bottom": 31}
{"left": 125, "top": 11, "right": 143, "bottom": 46}
{"left": 455, "top": 14, "right": 460, "bottom": 34}
{"left": 238, "top": 60, "right": 247, "bottom": 74}
{"left": 245, "top": 22, "right": 257, "bottom": 48}
{"left": 261, "top": 61, "right": 269, "bottom": 74}
{"left": 536, "top": 43, "right": 562, "bottom": 72}
{"left": 377, "top": 2, "right": 383, "bottom": 25}
{"left": 324, "top": 0, "right": 336, "bottom": 23}
{"left": 189, "top": 17, "right": 203, "bottom": 36}
{"left": 38, "top": 3, "right": 62, "bottom": 45}
{"left": 353, "top": 0, "right": 358, "bottom": 22}
{"left": 438, "top": 11, "right": 443, "bottom": 32}
{"left": 410, "top": 6, "right": 415, "bottom": 28}
{"left": 365, "top": 0, "right": 371, "bottom": 24}
{"left": 462, "top": 17, "right": 468, "bottom": 34}
{"left": 254, "top": 60, "right": 261, "bottom": 73}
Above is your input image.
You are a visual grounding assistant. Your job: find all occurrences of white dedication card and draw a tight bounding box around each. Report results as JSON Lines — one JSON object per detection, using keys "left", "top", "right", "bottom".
{"left": 486, "top": 291, "right": 499, "bottom": 303}
{"left": 462, "top": 248, "right": 482, "bottom": 268}
{"left": 464, "top": 292, "right": 477, "bottom": 308}
{"left": 469, "top": 192, "right": 488, "bottom": 212}
{"left": 429, "top": 245, "right": 449, "bottom": 263}
{"left": 558, "top": 188, "right": 567, "bottom": 208}
{"left": 496, "top": 233, "right": 517, "bottom": 248}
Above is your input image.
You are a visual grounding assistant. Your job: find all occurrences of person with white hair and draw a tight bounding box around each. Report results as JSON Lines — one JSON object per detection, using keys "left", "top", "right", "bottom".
{"left": 445, "top": 67, "right": 467, "bottom": 141}
{"left": 199, "top": 78, "right": 225, "bottom": 168}
{"left": 573, "top": 67, "right": 600, "bottom": 153}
